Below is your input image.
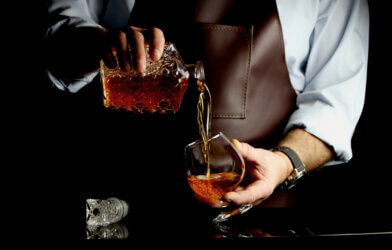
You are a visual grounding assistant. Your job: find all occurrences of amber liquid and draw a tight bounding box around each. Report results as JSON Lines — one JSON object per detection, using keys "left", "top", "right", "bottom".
{"left": 102, "top": 74, "right": 189, "bottom": 113}
{"left": 196, "top": 80, "right": 212, "bottom": 178}
{"left": 187, "top": 172, "right": 241, "bottom": 207}
{"left": 190, "top": 81, "right": 243, "bottom": 208}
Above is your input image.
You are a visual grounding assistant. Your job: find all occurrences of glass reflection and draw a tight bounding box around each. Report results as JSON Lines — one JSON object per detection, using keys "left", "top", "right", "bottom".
{"left": 213, "top": 223, "right": 273, "bottom": 238}
{"left": 86, "top": 223, "right": 129, "bottom": 239}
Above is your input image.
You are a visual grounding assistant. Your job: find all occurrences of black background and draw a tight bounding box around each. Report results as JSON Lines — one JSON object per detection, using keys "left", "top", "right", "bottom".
{"left": 6, "top": 0, "right": 392, "bottom": 243}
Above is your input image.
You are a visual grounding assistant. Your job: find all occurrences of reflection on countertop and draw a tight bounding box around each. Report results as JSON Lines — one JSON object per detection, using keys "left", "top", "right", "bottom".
{"left": 87, "top": 223, "right": 129, "bottom": 240}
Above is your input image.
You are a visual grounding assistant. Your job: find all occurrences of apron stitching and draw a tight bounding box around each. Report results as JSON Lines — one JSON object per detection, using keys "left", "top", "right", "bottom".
{"left": 200, "top": 26, "right": 246, "bottom": 32}
{"left": 242, "top": 25, "right": 253, "bottom": 119}
{"left": 213, "top": 115, "right": 244, "bottom": 118}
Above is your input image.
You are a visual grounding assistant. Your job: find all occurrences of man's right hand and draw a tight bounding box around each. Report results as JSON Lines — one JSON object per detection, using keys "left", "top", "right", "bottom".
{"left": 103, "top": 26, "right": 165, "bottom": 73}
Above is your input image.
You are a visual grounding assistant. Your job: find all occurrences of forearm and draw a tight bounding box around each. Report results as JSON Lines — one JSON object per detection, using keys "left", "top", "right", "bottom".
{"left": 276, "top": 128, "right": 334, "bottom": 175}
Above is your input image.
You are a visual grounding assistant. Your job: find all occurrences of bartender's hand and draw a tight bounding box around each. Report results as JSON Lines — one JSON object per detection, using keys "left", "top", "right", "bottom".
{"left": 224, "top": 140, "right": 294, "bottom": 206}
{"left": 224, "top": 129, "right": 333, "bottom": 206}
{"left": 103, "top": 26, "right": 165, "bottom": 73}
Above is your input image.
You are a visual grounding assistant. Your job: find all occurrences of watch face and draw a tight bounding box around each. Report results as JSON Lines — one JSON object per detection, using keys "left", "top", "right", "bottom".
{"left": 284, "top": 168, "right": 306, "bottom": 190}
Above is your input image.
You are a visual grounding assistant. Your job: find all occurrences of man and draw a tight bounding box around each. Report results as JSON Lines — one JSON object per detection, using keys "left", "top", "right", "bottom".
{"left": 45, "top": 0, "right": 369, "bottom": 207}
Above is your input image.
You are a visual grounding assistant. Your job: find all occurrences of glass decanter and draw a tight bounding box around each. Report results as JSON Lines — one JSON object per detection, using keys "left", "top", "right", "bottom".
{"left": 100, "top": 43, "right": 204, "bottom": 113}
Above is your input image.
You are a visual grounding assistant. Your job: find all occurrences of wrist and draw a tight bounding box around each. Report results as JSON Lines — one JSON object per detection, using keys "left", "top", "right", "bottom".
{"left": 272, "top": 146, "right": 307, "bottom": 189}
{"left": 273, "top": 151, "right": 294, "bottom": 186}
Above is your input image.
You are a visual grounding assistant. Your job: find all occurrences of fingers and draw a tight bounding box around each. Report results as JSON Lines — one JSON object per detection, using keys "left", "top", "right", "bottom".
{"left": 115, "top": 31, "right": 132, "bottom": 72}
{"left": 103, "top": 47, "right": 116, "bottom": 69}
{"left": 224, "top": 180, "right": 274, "bottom": 206}
{"left": 128, "top": 28, "right": 146, "bottom": 72}
{"left": 128, "top": 26, "right": 165, "bottom": 71}
{"left": 102, "top": 31, "right": 121, "bottom": 69}
{"left": 105, "top": 27, "right": 165, "bottom": 73}
{"left": 228, "top": 139, "right": 276, "bottom": 206}
{"left": 149, "top": 27, "right": 165, "bottom": 61}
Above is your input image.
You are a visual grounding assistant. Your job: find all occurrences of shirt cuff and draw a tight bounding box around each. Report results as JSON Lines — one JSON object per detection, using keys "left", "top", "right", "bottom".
{"left": 46, "top": 69, "right": 99, "bottom": 93}
{"left": 284, "top": 101, "right": 353, "bottom": 167}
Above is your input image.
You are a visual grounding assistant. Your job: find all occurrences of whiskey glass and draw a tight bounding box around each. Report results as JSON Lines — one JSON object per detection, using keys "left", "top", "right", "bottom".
{"left": 185, "top": 132, "right": 253, "bottom": 223}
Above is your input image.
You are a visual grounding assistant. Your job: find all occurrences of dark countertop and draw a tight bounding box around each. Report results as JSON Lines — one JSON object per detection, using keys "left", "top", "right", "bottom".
{"left": 77, "top": 134, "right": 392, "bottom": 241}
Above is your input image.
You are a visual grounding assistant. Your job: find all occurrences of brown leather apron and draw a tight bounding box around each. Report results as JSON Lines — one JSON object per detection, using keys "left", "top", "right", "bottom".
{"left": 131, "top": 0, "right": 297, "bottom": 148}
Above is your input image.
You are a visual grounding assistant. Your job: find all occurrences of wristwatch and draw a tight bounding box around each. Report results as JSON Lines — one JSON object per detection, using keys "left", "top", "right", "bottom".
{"left": 272, "top": 146, "right": 307, "bottom": 189}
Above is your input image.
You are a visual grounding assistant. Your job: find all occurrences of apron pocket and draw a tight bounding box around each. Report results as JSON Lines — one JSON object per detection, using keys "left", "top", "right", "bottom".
{"left": 171, "top": 23, "right": 253, "bottom": 119}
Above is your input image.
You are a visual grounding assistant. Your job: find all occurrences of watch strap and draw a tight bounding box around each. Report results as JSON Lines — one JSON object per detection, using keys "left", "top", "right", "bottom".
{"left": 272, "top": 146, "right": 306, "bottom": 189}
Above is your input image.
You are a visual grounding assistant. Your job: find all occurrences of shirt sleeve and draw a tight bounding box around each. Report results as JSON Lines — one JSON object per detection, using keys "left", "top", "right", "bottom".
{"left": 279, "top": 0, "right": 369, "bottom": 165}
{"left": 45, "top": 0, "right": 104, "bottom": 93}
{"left": 45, "top": 0, "right": 135, "bottom": 93}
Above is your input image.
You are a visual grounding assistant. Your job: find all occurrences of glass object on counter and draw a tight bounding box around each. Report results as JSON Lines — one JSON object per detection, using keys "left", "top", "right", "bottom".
{"left": 100, "top": 43, "right": 204, "bottom": 113}
{"left": 86, "top": 197, "right": 129, "bottom": 226}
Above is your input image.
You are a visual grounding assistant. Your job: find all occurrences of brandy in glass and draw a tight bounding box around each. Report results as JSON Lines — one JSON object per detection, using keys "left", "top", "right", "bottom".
{"left": 185, "top": 132, "right": 253, "bottom": 223}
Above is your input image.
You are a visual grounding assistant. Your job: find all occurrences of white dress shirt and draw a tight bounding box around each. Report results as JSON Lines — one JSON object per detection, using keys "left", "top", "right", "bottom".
{"left": 46, "top": 0, "right": 369, "bottom": 166}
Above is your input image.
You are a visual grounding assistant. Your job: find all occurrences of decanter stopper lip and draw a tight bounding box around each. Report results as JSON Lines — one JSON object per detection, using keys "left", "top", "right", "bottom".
{"left": 194, "top": 60, "right": 205, "bottom": 81}
{"left": 108, "top": 197, "right": 129, "bottom": 219}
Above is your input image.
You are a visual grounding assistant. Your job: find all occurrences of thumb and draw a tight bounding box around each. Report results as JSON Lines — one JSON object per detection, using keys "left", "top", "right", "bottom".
{"left": 231, "top": 139, "right": 259, "bottom": 164}
{"left": 231, "top": 139, "right": 243, "bottom": 153}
